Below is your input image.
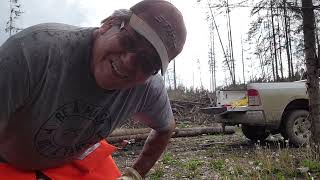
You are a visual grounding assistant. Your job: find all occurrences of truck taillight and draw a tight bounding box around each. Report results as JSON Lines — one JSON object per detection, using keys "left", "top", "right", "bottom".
{"left": 247, "top": 89, "right": 261, "bottom": 106}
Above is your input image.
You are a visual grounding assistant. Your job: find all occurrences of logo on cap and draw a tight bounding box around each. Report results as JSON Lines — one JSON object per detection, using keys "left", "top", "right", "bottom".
{"left": 155, "top": 15, "right": 177, "bottom": 50}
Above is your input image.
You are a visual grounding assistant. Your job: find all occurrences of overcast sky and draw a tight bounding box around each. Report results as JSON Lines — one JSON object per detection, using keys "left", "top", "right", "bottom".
{"left": 0, "top": 0, "right": 252, "bottom": 90}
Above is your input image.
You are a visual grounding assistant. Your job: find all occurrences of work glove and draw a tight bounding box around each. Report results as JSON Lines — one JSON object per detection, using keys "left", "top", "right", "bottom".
{"left": 117, "top": 167, "right": 143, "bottom": 180}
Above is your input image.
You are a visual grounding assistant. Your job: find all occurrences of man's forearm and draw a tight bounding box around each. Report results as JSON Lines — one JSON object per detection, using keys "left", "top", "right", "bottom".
{"left": 132, "top": 126, "right": 174, "bottom": 177}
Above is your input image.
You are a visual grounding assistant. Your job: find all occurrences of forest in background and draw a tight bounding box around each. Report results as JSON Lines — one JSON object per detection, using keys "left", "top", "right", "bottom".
{"left": 160, "top": 0, "right": 320, "bottom": 91}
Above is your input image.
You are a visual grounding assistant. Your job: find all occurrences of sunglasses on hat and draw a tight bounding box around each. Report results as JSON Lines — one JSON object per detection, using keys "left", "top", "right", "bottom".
{"left": 118, "top": 21, "right": 161, "bottom": 76}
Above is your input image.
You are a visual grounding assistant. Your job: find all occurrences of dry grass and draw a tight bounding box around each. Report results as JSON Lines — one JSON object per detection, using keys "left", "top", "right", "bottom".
{"left": 147, "top": 132, "right": 320, "bottom": 179}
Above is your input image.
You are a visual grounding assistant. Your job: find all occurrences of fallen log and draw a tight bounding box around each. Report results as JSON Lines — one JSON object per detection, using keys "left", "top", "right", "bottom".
{"left": 107, "top": 126, "right": 235, "bottom": 143}
{"left": 173, "top": 126, "right": 234, "bottom": 137}
{"left": 170, "top": 100, "right": 208, "bottom": 106}
{"left": 109, "top": 128, "right": 151, "bottom": 137}
{"left": 109, "top": 126, "right": 233, "bottom": 137}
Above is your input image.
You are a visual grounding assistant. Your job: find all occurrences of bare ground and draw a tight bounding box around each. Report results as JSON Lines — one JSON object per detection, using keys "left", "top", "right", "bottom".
{"left": 112, "top": 126, "right": 314, "bottom": 180}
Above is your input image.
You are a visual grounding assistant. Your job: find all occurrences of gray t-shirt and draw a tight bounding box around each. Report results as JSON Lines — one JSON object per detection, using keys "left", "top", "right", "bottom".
{"left": 0, "top": 23, "right": 173, "bottom": 170}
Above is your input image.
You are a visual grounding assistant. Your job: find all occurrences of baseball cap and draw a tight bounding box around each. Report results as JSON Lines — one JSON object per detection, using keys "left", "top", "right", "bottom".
{"left": 130, "top": 0, "right": 187, "bottom": 75}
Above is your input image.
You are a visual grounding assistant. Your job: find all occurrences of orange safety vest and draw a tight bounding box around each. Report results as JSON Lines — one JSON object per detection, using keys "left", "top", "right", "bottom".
{"left": 0, "top": 140, "right": 121, "bottom": 180}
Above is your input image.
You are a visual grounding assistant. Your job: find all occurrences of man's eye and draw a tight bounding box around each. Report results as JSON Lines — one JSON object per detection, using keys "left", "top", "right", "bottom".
{"left": 124, "top": 37, "right": 135, "bottom": 50}
{"left": 139, "top": 53, "right": 146, "bottom": 59}
{"left": 119, "top": 33, "right": 135, "bottom": 50}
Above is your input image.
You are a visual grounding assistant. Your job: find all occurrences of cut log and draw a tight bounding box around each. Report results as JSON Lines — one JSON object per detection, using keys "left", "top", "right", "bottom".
{"left": 170, "top": 100, "right": 208, "bottom": 106}
{"left": 109, "top": 128, "right": 151, "bottom": 137}
{"left": 107, "top": 126, "right": 235, "bottom": 143}
{"left": 173, "top": 126, "right": 234, "bottom": 137}
{"left": 109, "top": 126, "right": 234, "bottom": 137}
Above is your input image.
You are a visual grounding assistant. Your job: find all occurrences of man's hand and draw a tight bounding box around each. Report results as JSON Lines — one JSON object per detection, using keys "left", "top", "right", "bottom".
{"left": 117, "top": 167, "right": 142, "bottom": 180}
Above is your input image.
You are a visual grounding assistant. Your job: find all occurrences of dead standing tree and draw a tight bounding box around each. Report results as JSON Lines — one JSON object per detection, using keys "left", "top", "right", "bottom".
{"left": 5, "top": 0, "right": 23, "bottom": 36}
{"left": 276, "top": 5, "right": 284, "bottom": 79}
{"left": 225, "top": 0, "right": 236, "bottom": 85}
{"left": 248, "top": 0, "right": 279, "bottom": 82}
{"left": 206, "top": 0, "right": 234, "bottom": 86}
{"left": 302, "top": 0, "right": 320, "bottom": 151}
{"left": 283, "top": 0, "right": 294, "bottom": 79}
{"left": 207, "top": 18, "right": 216, "bottom": 92}
{"left": 196, "top": 0, "right": 236, "bottom": 86}
{"left": 270, "top": 1, "right": 280, "bottom": 81}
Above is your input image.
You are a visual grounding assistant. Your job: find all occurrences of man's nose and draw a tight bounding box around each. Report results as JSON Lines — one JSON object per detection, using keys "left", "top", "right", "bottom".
{"left": 120, "top": 52, "right": 138, "bottom": 67}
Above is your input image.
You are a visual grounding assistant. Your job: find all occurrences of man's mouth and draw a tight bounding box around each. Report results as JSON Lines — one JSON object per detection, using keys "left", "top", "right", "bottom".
{"left": 111, "top": 60, "right": 129, "bottom": 79}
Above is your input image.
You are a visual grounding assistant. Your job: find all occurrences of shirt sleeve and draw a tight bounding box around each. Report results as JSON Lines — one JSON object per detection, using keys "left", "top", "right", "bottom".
{"left": 137, "top": 75, "right": 174, "bottom": 131}
{"left": 0, "top": 36, "right": 30, "bottom": 127}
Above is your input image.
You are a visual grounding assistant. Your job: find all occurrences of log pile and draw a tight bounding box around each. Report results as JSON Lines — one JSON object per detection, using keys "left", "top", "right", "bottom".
{"left": 118, "top": 89, "right": 218, "bottom": 132}
{"left": 170, "top": 99, "right": 214, "bottom": 127}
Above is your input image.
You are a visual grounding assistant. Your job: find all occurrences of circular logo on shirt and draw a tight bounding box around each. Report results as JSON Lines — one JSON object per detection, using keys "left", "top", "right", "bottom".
{"left": 34, "top": 100, "right": 111, "bottom": 159}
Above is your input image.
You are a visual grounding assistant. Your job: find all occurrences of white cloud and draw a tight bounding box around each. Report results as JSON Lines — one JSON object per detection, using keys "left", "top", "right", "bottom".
{"left": 21, "top": 0, "right": 85, "bottom": 26}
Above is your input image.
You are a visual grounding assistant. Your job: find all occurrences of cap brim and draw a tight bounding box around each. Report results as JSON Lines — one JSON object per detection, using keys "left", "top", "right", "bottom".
{"left": 129, "top": 13, "right": 169, "bottom": 75}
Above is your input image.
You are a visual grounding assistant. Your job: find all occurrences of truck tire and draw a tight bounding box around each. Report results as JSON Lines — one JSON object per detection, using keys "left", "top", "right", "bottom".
{"left": 241, "top": 125, "right": 270, "bottom": 141}
{"left": 284, "top": 110, "right": 311, "bottom": 146}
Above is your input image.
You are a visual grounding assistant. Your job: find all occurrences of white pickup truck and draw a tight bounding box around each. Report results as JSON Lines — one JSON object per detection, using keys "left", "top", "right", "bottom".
{"left": 202, "top": 80, "right": 311, "bottom": 146}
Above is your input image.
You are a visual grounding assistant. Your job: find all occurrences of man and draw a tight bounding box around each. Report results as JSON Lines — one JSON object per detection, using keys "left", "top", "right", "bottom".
{"left": 0, "top": 0, "right": 186, "bottom": 179}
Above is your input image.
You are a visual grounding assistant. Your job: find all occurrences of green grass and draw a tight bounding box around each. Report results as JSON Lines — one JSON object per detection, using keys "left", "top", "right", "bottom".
{"left": 160, "top": 153, "right": 205, "bottom": 179}
{"left": 209, "top": 159, "right": 225, "bottom": 171}
{"left": 207, "top": 144, "right": 319, "bottom": 179}
{"left": 301, "top": 159, "right": 320, "bottom": 172}
{"left": 182, "top": 159, "right": 204, "bottom": 178}
{"left": 149, "top": 167, "right": 165, "bottom": 180}
{"left": 148, "top": 131, "right": 320, "bottom": 179}
{"left": 183, "top": 159, "right": 204, "bottom": 171}
{"left": 192, "top": 136, "right": 320, "bottom": 179}
{"left": 161, "top": 153, "right": 179, "bottom": 166}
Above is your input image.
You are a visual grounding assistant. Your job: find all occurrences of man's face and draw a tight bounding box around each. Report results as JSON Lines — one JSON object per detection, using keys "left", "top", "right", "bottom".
{"left": 91, "top": 22, "right": 161, "bottom": 90}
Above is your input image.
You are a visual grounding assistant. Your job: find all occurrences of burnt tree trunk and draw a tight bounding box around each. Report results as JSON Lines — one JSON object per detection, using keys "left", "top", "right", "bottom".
{"left": 271, "top": 1, "right": 279, "bottom": 81}
{"left": 5, "top": 0, "right": 23, "bottom": 36}
{"left": 268, "top": 16, "right": 276, "bottom": 81}
{"left": 277, "top": 6, "right": 284, "bottom": 80}
{"left": 302, "top": 0, "right": 320, "bottom": 148}
{"left": 283, "top": 0, "right": 293, "bottom": 80}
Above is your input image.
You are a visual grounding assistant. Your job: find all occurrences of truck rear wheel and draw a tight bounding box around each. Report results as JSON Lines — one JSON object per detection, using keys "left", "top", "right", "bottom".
{"left": 241, "top": 125, "right": 270, "bottom": 141}
{"left": 284, "top": 110, "right": 311, "bottom": 146}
